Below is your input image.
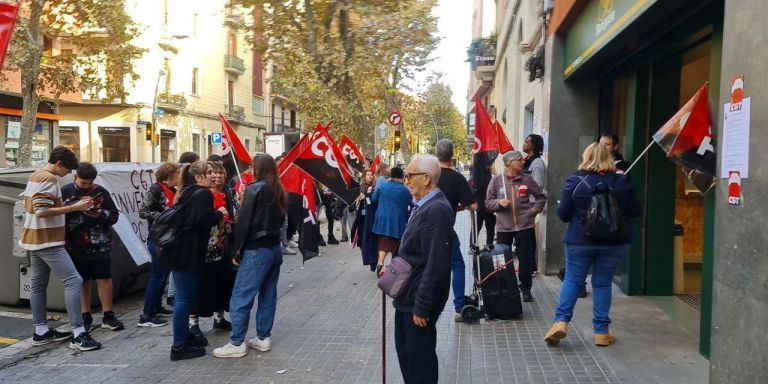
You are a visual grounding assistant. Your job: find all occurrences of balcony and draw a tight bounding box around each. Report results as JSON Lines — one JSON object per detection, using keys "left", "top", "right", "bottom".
{"left": 224, "top": 104, "right": 246, "bottom": 121}
{"left": 157, "top": 93, "right": 187, "bottom": 112}
{"left": 224, "top": 54, "right": 245, "bottom": 75}
{"left": 224, "top": 2, "right": 244, "bottom": 24}
{"left": 467, "top": 36, "right": 497, "bottom": 82}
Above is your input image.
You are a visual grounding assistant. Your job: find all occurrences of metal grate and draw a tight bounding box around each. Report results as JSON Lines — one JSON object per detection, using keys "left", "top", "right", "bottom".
{"left": 676, "top": 294, "right": 702, "bottom": 311}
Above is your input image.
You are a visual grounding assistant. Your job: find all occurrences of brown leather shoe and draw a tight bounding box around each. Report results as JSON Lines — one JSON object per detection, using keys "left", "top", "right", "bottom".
{"left": 544, "top": 321, "right": 568, "bottom": 345}
{"left": 594, "top": 331, "right": 614, "bottom": 346}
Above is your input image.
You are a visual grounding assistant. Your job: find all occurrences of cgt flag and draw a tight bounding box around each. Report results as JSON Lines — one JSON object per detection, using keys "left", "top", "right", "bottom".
{"left": 293, "top": 125, "right": 360, "bottom": 205}
{"left": 281, "top": 164, "right": 319, "bottom": 263}
{"left": 652, "top": 82, "right": 715, "bottom": 193}
{"left": 218, "top": 113, "right": 252, "bottom": 181}
{"left": 495, "top": 120, "right": 514, "bottom": 154}
{"left": 469, "top": 97, "right": 499, "bottom": 194}
{"left": 370, "top": 155, "right": 381, "bottom": 174}
{"left": 0, "top": 2, "right": 18, "bottom": 71}
{"left": 339, "top": 135, "right": 366, "bottom": 173}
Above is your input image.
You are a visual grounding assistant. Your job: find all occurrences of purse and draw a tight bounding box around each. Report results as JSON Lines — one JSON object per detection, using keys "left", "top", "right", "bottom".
{"left": 378, "top": 257, "right": 413, "bottom": 299}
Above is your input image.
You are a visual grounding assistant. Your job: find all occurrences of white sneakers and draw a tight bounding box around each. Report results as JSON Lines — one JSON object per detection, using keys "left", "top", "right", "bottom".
{"left": 286, "top": 240, "right": 299, "bottom": 248}
{"left": 283, "top": 246, "right": 297, "bottom": 255}
{"left": 213, "top": 337, "right": 271, "bottom": 358}
{"left": 247, "top": 336, "right": 271, "bottom": 352}
{"left": 213, "top": 342, "right": 247, "bottom": 358}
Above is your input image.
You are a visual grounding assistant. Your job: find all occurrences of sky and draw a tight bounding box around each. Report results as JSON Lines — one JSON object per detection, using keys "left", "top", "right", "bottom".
{"left": 421, "top": 0, "right": 475, "bottom": 115}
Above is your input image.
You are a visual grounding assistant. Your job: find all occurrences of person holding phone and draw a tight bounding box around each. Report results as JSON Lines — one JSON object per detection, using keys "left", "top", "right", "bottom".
{"left": 62, "top": 162, "right": 122, "bottom": 333}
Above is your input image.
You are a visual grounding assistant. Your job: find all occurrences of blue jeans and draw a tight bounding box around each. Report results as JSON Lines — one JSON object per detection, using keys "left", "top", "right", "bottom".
{"left": 229, "top": 245, "right": 283, "bottom": 346}
{"left": 172, "top": 270, "right": 200, "bottom": 347}
{"left": 450, "top": 231, "right": 465, "bottom": 312}
{"left": 554, "top": 244, "right": 628, "bottom": 334}
{"left": 142, "top": 239, "right": 170, "bottom": 317}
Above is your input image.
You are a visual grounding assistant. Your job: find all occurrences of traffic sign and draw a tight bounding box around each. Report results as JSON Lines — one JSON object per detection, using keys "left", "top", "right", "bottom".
{"left": 155, "top": 108, "right": 165, "bottom": 117}
{"left": 211, "top": 132, "right": 222, "bottom": 144}
{"left": 388, "top": 111, "right": 402, "bottom": 126}
{"left": 376, "top": 123, "right": 388, "bottom": 139}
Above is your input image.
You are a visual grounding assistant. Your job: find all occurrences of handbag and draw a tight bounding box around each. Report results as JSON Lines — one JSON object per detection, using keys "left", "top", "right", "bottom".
{"left": 377, "top": 257, "right": 413, "bottom": 299}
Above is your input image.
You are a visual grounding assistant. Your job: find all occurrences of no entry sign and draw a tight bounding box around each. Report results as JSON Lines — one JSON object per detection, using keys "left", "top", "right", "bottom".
{"left": 388, "top": 111, "right": 402, "bottom": 126}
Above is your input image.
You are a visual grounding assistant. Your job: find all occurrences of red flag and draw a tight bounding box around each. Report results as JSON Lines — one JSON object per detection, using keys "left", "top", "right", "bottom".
{"left": 469, "top": 97, "right": 499, "bottom": 195}
{"left": 339, "top": 135, "right": 366, "bottom": 173}
{"left": 281, "top": 163, "right": 304, "bottom": 195}
{"left": 653, "top": 83, "right": 712, "bottom": 158}
{"left": 473, "top": 97, "right": 499, "bottom": 156}
{"left": 294, "top": 126, "right": 360, "bottom": 204}
{"left": 218, "top": 113, "right": 252, "bottom": 165}
{"left": 370, "top": 155, "right": 382, "bottom": 174}
{"left": 0, "top": 2, "right": 18, "bottom": 71}
{"left": 495, "top": 121, "right": 514, "bottom": 154}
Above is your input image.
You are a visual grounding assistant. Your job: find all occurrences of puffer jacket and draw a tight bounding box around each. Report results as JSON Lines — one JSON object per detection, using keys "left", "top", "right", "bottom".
{"left": 485, "top": 172, "right": 546, "bottom": 232}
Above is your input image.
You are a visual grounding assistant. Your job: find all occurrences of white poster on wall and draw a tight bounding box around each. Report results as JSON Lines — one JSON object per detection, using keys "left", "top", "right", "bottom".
{"left": 7, "top": 121, "right": 20, "bottom": 139}
{"left": 721, "top": 97, "right": 751, "bottom": 178}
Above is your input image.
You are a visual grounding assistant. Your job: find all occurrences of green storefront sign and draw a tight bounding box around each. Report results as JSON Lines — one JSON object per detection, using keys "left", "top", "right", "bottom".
{"left": 564, "top": 0, "right": 658, "bottom": 77}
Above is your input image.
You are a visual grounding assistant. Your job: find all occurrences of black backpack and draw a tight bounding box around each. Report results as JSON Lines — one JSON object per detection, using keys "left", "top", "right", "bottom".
{"left": 148, "top": 190, "right": 195, "bottom": 247}
{"left": 576, "top": 174, "right": 628, "bottom": 242}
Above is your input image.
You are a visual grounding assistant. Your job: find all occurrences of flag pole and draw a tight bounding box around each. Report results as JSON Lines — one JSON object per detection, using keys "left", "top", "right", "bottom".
{"left": 625, "top": 141, "right": 655, "bottom": 174}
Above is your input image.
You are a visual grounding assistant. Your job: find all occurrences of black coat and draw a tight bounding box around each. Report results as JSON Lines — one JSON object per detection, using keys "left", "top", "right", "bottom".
{"left": 229, "top": 181, "right": 283, "bottom": 261}
{"left": 161, "top": 185, "right": 223, "bottom": 274}
{"left": 392, "top": 190, "right": 454, "bottom": 318}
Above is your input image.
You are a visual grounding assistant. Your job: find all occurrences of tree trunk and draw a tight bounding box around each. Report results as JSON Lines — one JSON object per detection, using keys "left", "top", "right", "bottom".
{"left": 18, "top": 0, "right": 44, "bottom": 168}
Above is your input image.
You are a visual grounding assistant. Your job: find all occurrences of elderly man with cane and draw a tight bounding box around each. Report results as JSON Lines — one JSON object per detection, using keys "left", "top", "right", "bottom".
{"left": 388, "top": 154, "right": 453, "bottom": 383}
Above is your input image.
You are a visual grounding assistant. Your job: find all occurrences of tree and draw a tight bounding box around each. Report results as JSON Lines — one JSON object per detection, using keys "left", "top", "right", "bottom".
{"left": 4, "top": 0, "right": 142, "bottom": 167}
{"left": 241, "top": 0, "right": 438, "bottom": 156}
{"left": 400, "top": 77, "right": 468, "bottom": 161}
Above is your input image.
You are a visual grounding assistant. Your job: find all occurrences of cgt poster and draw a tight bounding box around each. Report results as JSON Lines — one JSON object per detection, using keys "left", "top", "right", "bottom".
{"left": 94, "top": 163, "right": 160, "bottom": 266}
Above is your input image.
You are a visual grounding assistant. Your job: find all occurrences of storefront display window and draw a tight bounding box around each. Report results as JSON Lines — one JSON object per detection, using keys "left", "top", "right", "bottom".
{"left": 99, "top": 126, "right": 130, "bottom": 162}
{"left": 160, "top": 129, "right": 176, "bottom": 163}
{"left": 59, "top": 126, "right": 81, "bottom": 160}
{"left": 5, "top": 116, "right": 52, "bottom": 168}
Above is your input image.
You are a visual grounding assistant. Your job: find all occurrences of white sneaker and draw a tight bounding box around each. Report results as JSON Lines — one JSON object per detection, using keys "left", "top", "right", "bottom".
{"left": 213, "top": 342, "right": 247, "bottom": 358}
{"left": 283, "top": 247, "right": 297, "bottom": 255}
{"left": 246, "top": 336, "right": 271, "bottom": 352}
{"left": 286, "top": 240, "right": 299, "bottom": 248}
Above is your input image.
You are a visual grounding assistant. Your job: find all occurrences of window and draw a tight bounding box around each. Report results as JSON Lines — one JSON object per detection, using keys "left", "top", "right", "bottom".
{"left": 227, "top": 33, "right": 237, "bottom": 56}
{"left": 227, "top": 79, "right": 235, "bottom": 112}
{"left": 290, "top": 110, "right": 296, "bottom": 130}
{"left": 191, "top": 68, "right": 199, "bottom": 95}
{"left": 192, "top": 133, "right": 200, "bottom": 154}
{"left": 59, "top": 126, "right": 81, "bottom": 160}
{"left": 99, "top": 127, "right": 130, "bottom": 162}
{"left": 5, "top": 117, "right": 52, "bottom": 167}
{"left": 193, "top": 13, "right": 198, "bottom": 36}
{"left": 160, "top": 129, "right": 176, "bottom": 162}
{"left": 244, "top": 138, "right": 251, "bottom": 152}
{"left": 252, "top": 97, "right": 263, "bottom": 115}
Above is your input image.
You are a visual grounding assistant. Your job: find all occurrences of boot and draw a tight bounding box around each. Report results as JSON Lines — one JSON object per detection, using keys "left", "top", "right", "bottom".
{"left": 327, "top": 235, "right": 339, "bottom": 245}
{"left": 544, "top": 321, "right": 568, "bottom": 345}
{"left": 594, "top": 331, "right": 614, "bottom": 347}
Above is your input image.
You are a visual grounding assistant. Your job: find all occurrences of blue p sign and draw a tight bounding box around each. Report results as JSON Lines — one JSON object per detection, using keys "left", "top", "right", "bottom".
{"left": 211, "top": 133, "right": 222, "bottom": 144}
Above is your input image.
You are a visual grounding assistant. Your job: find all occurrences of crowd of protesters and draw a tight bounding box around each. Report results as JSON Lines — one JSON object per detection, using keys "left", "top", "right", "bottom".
{"left": 20, "top": 126, "right": 639, "bottom": 382}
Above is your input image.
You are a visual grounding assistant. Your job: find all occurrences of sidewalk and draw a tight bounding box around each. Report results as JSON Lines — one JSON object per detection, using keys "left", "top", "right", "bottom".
{"left": 0, "top": 212, "right": 709, "bottom": 383}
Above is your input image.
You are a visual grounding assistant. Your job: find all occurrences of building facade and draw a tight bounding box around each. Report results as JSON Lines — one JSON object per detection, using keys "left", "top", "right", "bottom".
{"left": 1, "top": 0, "right": 302, "bottom": 168}
{"left": 545, "top": 0, "right": 767, "bottom": 379}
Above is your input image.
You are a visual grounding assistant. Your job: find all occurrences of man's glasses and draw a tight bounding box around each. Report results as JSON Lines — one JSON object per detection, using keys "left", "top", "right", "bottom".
{"left": 404, "top": 172, "right": 426, "bottom": 181}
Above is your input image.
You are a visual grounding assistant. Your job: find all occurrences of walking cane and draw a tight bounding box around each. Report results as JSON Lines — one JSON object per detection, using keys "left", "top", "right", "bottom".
{"left": 382, "top": 291, "right": 386, "bottom": 384}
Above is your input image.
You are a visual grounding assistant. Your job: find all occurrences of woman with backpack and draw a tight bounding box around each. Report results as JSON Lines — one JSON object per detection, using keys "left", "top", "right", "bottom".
{"left": 138, "top": 162, "right": 179, "bottom": 328}
{"left": 162, "top": 161, "right": 227, "bottom": 361}
{"left": 213, "top": 154, "right": 286, "bottom": 358}
{"left": 545, "top": 143, "right": 641, "bottom": 347}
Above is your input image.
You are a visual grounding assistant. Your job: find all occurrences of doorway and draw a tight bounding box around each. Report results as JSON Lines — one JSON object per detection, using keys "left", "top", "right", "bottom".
{"left": 99, "top": 126, "right": 130, "bottom": 162}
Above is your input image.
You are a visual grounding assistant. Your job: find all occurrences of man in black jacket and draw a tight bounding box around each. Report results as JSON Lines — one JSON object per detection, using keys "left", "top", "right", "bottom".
{"left": 391, "top": 154, "right": 453, "bottom": 384}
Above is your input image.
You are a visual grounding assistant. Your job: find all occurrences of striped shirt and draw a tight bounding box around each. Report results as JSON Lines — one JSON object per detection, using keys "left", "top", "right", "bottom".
{"left": 19, "top": 170, "right": 66, "bottom": 251}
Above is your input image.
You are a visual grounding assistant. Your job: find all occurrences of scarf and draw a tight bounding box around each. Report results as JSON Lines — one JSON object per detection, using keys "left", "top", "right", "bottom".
{"left": 158, "top": 182, "right": 175, "bottom": 208}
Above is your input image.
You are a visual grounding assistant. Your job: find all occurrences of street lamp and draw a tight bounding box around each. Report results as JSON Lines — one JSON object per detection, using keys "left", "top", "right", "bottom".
{"left": 150, "top": 69, "right": 166, "bottom": 163}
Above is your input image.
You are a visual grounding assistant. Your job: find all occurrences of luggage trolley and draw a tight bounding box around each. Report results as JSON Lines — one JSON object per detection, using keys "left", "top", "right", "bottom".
{"left": 462, "top": 211, "right": 523, "bottom": 322}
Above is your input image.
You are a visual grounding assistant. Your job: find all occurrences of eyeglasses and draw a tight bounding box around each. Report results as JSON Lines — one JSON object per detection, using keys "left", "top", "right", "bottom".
{"left": 404, "top": 172, "right": 426, "bottom": 181}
